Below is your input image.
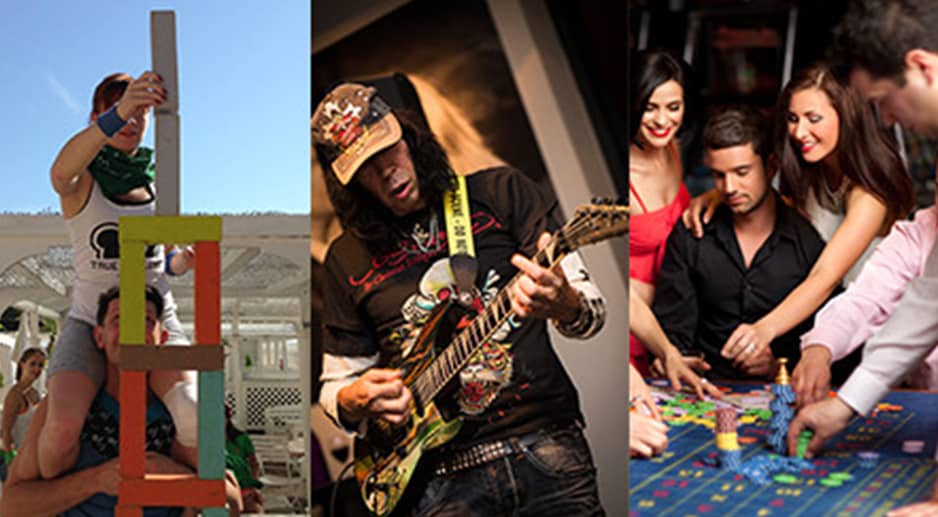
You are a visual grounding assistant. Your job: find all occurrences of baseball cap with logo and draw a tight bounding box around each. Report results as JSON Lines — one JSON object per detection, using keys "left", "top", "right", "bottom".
{"left": 311, "top": 83, "right": 403, "bottom": 185}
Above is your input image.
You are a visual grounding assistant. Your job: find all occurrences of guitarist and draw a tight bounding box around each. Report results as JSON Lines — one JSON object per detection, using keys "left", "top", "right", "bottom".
{"left": 312, "top": 82, "right": 606, "bottom": 515}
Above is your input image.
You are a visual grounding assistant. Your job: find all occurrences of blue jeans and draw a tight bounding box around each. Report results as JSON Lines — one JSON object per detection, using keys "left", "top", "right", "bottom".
{"left": 405, "top": 425, "right": 604, "bottom": 516}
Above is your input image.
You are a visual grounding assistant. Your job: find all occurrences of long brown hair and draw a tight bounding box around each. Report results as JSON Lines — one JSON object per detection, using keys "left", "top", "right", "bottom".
{"left": 775, "top": 64, "right": 914, "bottom": 228}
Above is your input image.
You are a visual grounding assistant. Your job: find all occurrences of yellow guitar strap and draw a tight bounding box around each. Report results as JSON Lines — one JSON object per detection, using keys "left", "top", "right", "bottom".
{"left": 443, "top": 175, "right": 475, "bottom": 257}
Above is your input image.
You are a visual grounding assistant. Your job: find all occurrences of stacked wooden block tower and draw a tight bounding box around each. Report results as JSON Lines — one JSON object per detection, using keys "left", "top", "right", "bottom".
{"left": 116, "top": 216, "right": 226, "bottom": 516}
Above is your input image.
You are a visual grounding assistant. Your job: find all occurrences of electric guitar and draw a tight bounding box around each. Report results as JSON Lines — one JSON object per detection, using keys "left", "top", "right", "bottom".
{"left": 354, "top": 200, "right": 628, "bottom": 516}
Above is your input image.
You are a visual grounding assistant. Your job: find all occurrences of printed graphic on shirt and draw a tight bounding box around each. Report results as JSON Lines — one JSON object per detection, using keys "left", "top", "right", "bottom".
{"left": 348, "top": 211, "right": 502, "bottom": 294}
{"left": 89, "top": 222, "right": 160, "bottom": 271}
{"left": 393, "top": 257, "right": 520, "bottom": 415}
{"left": 81, "top": 400, "right": 175, "bottom": 458}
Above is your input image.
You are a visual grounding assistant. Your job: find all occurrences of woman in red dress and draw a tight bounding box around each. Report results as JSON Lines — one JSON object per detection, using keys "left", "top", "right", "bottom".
{"left": 629, "top": 50, "right": 717, "bottom": 398}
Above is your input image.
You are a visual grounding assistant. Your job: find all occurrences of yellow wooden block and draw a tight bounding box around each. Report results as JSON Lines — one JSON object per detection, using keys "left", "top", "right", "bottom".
{"left": 119, "top": 241, "right": 147, "bottom": 346}
{"left": 119, "top": 216, "right": 222, "bottom": 244}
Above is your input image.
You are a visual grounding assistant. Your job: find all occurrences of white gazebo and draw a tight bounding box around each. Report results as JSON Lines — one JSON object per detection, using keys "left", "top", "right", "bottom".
{"left": 0, "top": 212, "right": 311, "bottom": 509}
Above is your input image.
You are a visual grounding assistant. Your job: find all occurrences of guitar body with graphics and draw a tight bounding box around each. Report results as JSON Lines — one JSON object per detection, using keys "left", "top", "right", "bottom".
{"left": 354, "top": 300, "right": 470, "bottom": 516}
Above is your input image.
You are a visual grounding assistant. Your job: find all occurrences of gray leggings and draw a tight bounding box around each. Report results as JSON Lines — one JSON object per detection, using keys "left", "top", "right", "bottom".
{"left": 49, "top": 311, "right": 188, "bottom": 385}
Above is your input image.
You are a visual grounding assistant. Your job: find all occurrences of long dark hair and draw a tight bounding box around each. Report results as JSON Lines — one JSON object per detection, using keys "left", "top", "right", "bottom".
{"left": 16, "top": 348, "right": 45, "bottom": 382}
{"left": 629, "top": 49, "right": 692, "bottom": 149}
{"left": 317, "top": 109, "right": 456, "bottom": 251}
{"left": 775, "top": 64, "right": 915, "bottom": 227}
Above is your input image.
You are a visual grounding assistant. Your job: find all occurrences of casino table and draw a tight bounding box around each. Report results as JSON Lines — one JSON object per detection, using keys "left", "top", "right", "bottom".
{"left": 629, "top": 383, "right": 938, "bottom": 516}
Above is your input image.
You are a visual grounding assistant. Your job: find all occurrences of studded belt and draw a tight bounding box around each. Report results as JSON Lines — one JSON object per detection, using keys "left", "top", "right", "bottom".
{"left": 431, "top": 421, "right": 581, "bottom": 476}
{"left": 432, "top": 439, "right": 521, "bottom": 476}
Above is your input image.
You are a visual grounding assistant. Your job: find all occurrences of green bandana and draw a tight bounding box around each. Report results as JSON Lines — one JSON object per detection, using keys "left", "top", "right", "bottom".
{"left": 88, "top": 145, "right": 155, "bottom": 199}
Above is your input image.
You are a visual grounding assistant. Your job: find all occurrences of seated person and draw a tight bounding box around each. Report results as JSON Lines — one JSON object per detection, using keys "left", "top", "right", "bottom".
{"left": 791, "top": 183, "right": 938, "bottom": 405}
{"left": 1, "top": 286, "right": 241, "bottom": 516}
{"left": 225, "top": 405, "right": 263, "bottom": 513}
{"left": 652, "top": 106, "right": 827, "bottom": 380}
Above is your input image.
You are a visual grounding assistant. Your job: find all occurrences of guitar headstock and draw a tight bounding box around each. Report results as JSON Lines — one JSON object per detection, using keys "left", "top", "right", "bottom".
{"left": 555, "top": 198, "right": 628, "bottom": 253}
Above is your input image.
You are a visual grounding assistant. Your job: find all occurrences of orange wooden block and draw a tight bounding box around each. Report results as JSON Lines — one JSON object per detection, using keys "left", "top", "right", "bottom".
{"left": 195, "top": 241, "right": 220, "bottom": 346}
{"left": 119, "top": 370, "right": 147, "bottom": 479}
{"left": 119, "top": 476, "right": 226, "bottom": 507}
{"left": 116, "top": 504, "right": 140, "bottom": 517}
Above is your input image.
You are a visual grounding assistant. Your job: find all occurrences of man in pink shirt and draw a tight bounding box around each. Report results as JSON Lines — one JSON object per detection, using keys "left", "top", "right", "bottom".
{"left": 791, "top": 206, "right": 938, "bottom": 405}
{"left": 790, "top": 2, "right": 938, "bottom": 514}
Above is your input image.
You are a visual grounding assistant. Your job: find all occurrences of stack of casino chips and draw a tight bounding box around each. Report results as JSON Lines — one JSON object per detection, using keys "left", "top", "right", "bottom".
{"left": 715, "top": 406, "right": 742, "bottom": 470}
{"left": 768, "top": 359, "right": 796, "bottom": 454}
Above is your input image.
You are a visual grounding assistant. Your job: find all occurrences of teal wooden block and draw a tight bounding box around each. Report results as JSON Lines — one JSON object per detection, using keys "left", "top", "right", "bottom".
{"left": 202, "top": 507, "right": 228, "bottom": 517}
{"left": 198, "top": 370, "right": 225, "bottom": 479}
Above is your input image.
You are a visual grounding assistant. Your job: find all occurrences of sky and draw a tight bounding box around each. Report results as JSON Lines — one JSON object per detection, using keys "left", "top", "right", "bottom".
{"left": 0, "top": 1, "right": 309, "bottom": 214}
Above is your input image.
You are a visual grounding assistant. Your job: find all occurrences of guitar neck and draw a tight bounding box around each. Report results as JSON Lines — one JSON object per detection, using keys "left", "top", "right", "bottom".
{"left": 412, "top": 238, "right": 565, "bottom": 406}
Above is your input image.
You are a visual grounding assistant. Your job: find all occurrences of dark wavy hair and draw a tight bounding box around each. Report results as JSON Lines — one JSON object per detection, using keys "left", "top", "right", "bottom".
{"left": 775, "top": 64, "right": 915, "bottom": 227}
{"left": 830, "top": 0, "right": 938, "bottom": 82}
{"left": 629, "top": 49, "right": 692, "bottom": 149}
{"left": 15, "top": 348, "right": 45, "bottom": 382}
{"left": 316, "top": 109, "right": 456, "bottom": 251}
{"left": 95, "top": 285, "right": 165, "bottom": 326}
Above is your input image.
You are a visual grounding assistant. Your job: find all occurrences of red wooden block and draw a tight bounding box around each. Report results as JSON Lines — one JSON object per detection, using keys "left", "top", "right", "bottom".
{"left": 119, "top": 476, "right": 226, "bottom": 507}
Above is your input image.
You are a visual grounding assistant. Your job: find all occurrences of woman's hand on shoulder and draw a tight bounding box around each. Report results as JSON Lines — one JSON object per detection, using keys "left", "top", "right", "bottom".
{"left": 681, "top": 188, "right": 720, "bottom": 238}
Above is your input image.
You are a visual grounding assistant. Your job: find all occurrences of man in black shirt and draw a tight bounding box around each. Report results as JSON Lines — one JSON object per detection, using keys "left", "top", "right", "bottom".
{"left": 312, "top": 83, "right": 607, "bottom": 516}
{"left": 653, "top": 106, "right": 827, "bottom": 380}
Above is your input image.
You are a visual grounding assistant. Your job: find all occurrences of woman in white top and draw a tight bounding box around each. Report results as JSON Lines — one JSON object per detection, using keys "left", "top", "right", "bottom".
{"left": 40, "top": 72, "right": 199, "bottom": 479}
{"left": 1, "top": 348, "right": 46, "bottom": 452}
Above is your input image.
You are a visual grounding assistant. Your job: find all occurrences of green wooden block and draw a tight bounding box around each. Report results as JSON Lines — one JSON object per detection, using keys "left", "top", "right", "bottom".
{"left": 118, "top": 241, "right": 147, "bottom": 346}
{"left": 198, "top": 370, "right": 225, "bottom": 478}
{"left": 120, "top": 215, "right": 222, "bottom": 244}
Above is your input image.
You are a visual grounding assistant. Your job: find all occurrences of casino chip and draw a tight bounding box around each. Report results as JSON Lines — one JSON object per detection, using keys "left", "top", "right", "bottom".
{"left": 796, "top": 430, "right": 814, "bottom": 459}
{"left": 902, "top": 440, "right": 925, "bottom": 454}
{"left": 857, "top": 451, "right": 880, "bottom": 468}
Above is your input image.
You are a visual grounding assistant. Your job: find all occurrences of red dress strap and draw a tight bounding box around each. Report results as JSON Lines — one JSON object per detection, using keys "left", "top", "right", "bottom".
{"left": 629, "top": 182, "right": 649, "bottom": 214}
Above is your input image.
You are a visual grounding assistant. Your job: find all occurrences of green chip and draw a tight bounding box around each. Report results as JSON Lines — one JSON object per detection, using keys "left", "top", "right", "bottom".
{"left": 773, "top": 474, "right": 798, "bottom": 484}
{"left": 820, "top": 478, "right": 843, "bottom": 488}
{"left": 796, "top": 442, "right": 808, "bottom": 458}
{"left": 828, "top": 472, "right": 853, "bottom": 481}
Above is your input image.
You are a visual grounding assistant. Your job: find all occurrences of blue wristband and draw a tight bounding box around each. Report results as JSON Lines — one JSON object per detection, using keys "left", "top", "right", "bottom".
{"left": 165, "top": 249, "right": 179, "bottom": 276}
{"left": 96, "top": 105, "right": 127, "bottom": 137}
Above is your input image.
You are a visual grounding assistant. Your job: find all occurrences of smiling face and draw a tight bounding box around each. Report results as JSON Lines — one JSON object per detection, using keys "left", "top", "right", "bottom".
{"left": 354, "top": 139, "right": 425, "bottom": 217}
{"left": 17, "top": 352, "right": 44, "bottom": 384}
{"left": 639, "top": 80, "right": 684, "bottom": 148}
{"left": 707, "top": 143, "right": 771, "bottom": 216}
{"left": 787, "top": 88, "right": 840, "bottom": 163}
